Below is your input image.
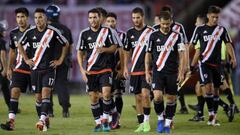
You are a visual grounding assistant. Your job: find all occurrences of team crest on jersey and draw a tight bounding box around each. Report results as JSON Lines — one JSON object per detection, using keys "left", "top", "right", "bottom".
{"left": 13, "top": 36, "right": 17, "bottom": 39}
{"left": 32, "top": 85, "right": 36, "bottom": 91}
{"left": 152, "top": 83, "right": 156, "bottom": 89}
{"left": 156, "top": 38, "right": 161, "bottom": 42}
{"left": 130, "top": 35, "right": 134, "bottom": 39}
{"left": 32, "top": 36, "right": 37, "bottom": 40}
{"left": 204, "top": 74, "right": 208, "bottom": 78}
{"left": 203, "top": 30, "right": 208, "bottom": 34}
{"left": 87, "top": 36, "right": 92, "bottom": 40}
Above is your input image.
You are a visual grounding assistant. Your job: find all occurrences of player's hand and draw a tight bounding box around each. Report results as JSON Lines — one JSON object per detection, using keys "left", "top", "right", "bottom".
{"left": 7, "top": 69, "right": 12, "bottom": 80}
{"left": 50, "top": 60, "right": 62, "bottom": 68}
{"left": 25, "top": 59, "right": 34, "bottom": 68}
{"left": 96, "top": 47, "right": 105, "bottom": 53}
{"left": 177, "top": 72, "right": 185, "bottom": 84}
{"left": 123, "top": 68, "right": 129, "bottom": 79}
{"left": 146, "top": 72, "right": 152, "bottom": 84}
{"left": 230, "top": 59, "right": 237, "bottom": 69}
{"left": 80, "top": 69, "right": 88, "bottom": 83}
{"left": 1, "top": 69, "right": 7, "bottom": 77}
{"left": 116, "top": 69, "right": 124, "bottom": 79}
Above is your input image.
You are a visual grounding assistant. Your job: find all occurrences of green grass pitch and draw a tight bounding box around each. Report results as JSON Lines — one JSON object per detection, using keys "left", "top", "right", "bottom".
{"left": 0, "top": 94, "right": 239, "bottom": 135}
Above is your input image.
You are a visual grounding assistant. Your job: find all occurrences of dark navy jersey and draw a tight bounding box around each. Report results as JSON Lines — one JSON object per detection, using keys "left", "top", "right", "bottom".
{"left": 76, "top": 26, "right": 117, "bottom": 72}
{"left": 19, "top": 25, "right": 68, "bottom": 70}
{"left": 9, "top": 26, "right": 31, "bottom": 71}
{"left": 153, "top": 22, "right": 188, "bottom": 44}
{"left": 113, "top": 29, "right": 126, "bottom": 69}
{"left": 147, "top": 30, "right": 184, "bottom": 74}
{"left": 0, "top": 36, "right": 6, "bottom": 51}
{"left": 190, "top": 24, "right": 231, "bottom": 65}
{"left": 50, "top": 22, "right": 73, "bottom": 66}
{"left": 124, "top": 25, "right": 154, "bottom": 72}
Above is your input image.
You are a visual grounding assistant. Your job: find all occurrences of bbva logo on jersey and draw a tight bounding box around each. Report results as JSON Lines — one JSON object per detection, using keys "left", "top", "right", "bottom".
{"left": 33, "top": 42, "right": 50, "bottom": 48}
{"left": 203, "top": 35, "right": 220, "bottom": 42}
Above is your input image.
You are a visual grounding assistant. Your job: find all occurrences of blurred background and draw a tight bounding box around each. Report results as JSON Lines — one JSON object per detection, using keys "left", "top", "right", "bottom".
{"left": 0, "top": 0, "right": 239, "bottom": 95}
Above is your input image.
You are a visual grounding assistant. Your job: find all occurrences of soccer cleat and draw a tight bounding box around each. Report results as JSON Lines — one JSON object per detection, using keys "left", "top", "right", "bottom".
{"left": 156, "top": 120, "right": 164, "bottom": 133}
{"left": 164, "top": 126, "right": 171, "bottom": 134}
{"left": 188, "top": 104, "right": 198, "bottom": 112}
{"left": 36, "top": 120, "right": 47, "bottom": 132}
{"left": 228, "top": 104, "right": 235, "bottom": 122}
{"left": 143, "top": 121, "right": 151, "bottom": 132}
{"left": 207, "top": 115, "right": 214, "bottom": 126}
{"left": 0, "top": 119, "right": 14, "bottom": 131}
{"left": 102, "top": 120, "right": 110, "bottom": 132}
{"left": 63, "top": 111, "right": 70, "bottom": 118}
{"left": 134, "top": 123, "right": 144, "bottom": 132}
{"left": 94, "top": 124, "right": 102, "bottom": 132}
{"left": 178, "top": 107, "right": 189, "bottom": 114}
{"left": 189, "top": 114, "right": 204, "bottom": 122}
{"left": 110, "top": 112, "right": 119, "bottom": 129}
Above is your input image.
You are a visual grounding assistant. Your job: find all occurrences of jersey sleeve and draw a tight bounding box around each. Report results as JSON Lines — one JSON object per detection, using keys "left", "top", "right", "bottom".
{"left": 76, "top": 30, "right": 86, "bottom": 51}
{"left": 18, "top": 30, "right": 29, "bottom": 46}
{"left": 190, "top": 26, "right": 200, "bottom": 45}
{"left": 222, "top": 27, "right": 232, "bottom": 44}
{"left": 123, "top": 31, "right": 132, "bottom": 51}
{"left": 9, "top": 32, "right": 16, "bottom": 49}
{"left": 179, "top": 24, "right": 188, "bottom": 43}
{"left": 54, "top": 29, "right": 68, "bottom": 46}
{"left": 177, "top": 33, "right": 185, "bottom": 51}
{"left": 0, "top": 39, "right": 6, "bottom": 51}
{"left": 147, "top": 33, "right": 154, "bottom": 53}
{"left": 110, "top": 28, "right": 121, "bottom": 47}
{"left": 105, "top": 28, "right": 117, "bottom": 47}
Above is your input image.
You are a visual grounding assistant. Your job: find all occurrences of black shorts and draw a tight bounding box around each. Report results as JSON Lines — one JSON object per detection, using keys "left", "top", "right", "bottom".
{"left": 86, "top": 72, "right": 112, "bottom": 92}
{"left": 31, "top": 69, "right": 56, "bottom": 93}
{"left": 199, "top": 62, "right": 224, "bottom": 88}
{"left": 10, "top": 71, "right": 31, "bottom": 93}
{"left": 152, "top": 71, "right": 178, "bottom": 95}
{"left": 129, "top": 75, "right": 151, "bottom": 95}
{"left": 112, "top": 72, "right": 125, "bottom": 93}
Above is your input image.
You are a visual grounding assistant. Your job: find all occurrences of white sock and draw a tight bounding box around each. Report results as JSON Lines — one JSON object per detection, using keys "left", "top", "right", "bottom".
{"left": 144, "top": 115, "right": 150, "bottom": 122}
{"left": 9, "top": 113, "right": 16, "bottom": 120}
{"left": 103, "top": 113, "right": 109, "bottom": 120}
{"left": 165, "top": 119, "right": 172, "bottom": 127}
{"left": 157, "top": 113, "right": 164, "bottom": 121}
{"left": 95, "top": 118, "right": 101, "bottom": 125}
{"left": 40, "top": 115, "right": 47, "bottom": 122}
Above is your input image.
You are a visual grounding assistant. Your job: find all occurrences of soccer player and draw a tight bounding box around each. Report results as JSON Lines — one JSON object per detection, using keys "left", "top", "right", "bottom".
{"left": 0, "top": 22, "right": 10, "bottom": 111}
{"left": 46, "top": 4, "right": 73, "bottom": 118}
{"left": 190, "top": 5, "right": 236, "bottom": 126}
{"left": 0, "top": 7, "right": 31, "bottom": 131}
{"left": 123, "top": 7, "right": 153, "bottom": 132}
{"left": 17, "top": 8, "right": 69, "bottom": 131}
{"left": 106, "top": 12, "right": 126, "bottom": 128}
{"left": 145, "top": 11, "right": 185, "bottom": 134}
{"left": 76, "top": 8, "right": 117, "bottom": 132}
{"left": 189, "top": 14, "right": 239, "bottom": 122}
{"left": 153, "top": 5, "right": 189, "bottom": 114}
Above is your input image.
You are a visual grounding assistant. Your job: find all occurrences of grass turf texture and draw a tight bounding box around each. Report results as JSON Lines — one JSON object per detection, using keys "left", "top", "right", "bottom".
{"left": 0, "top": 94, "right": 239, "bottom": 135}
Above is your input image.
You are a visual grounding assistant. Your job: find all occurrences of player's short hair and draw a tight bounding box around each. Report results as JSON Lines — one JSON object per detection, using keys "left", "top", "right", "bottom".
{"left": 160, "top": 5, "right": 173, "bottom": 14}
{"left": 96, "top": 7, "right": 108, "bottom": 18}
{"left": 15, "top": 7, "right": 29, "bottom": 17}
{"left": 106, "top": 12, "right": 117, "bottom": 20}
{"left": 197, "top": 14, "right": 207, "bottom": 23}
{"left": 34, "top": 8, "right": 46, "bottom": 14}
{"left": 208, "top": 5, "right": 221, "bottom": 14}
{"left": 159, "top": 11, "right": 172, "bottom": 20}
{"left": 88, "top": 8, "right": 101, "bottom": 17}
{"left": 132, "top": 7, "right": 144, "bottom": 16}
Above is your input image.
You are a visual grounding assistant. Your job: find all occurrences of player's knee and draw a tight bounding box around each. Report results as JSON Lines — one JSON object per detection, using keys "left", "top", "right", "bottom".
{"left": 166, "top": 95, "right": 176, "bottom": 103}
{"left": 11, "top": 88, "right": 21, "bottom": 98}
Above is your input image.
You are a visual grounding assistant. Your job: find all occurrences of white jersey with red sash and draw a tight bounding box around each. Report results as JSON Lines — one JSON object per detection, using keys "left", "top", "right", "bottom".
{"left": 87, "top": 27, "right": 109, "bottom": 71}
{"left": 131, "top": 28, "right": 153, "bottom": 72}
